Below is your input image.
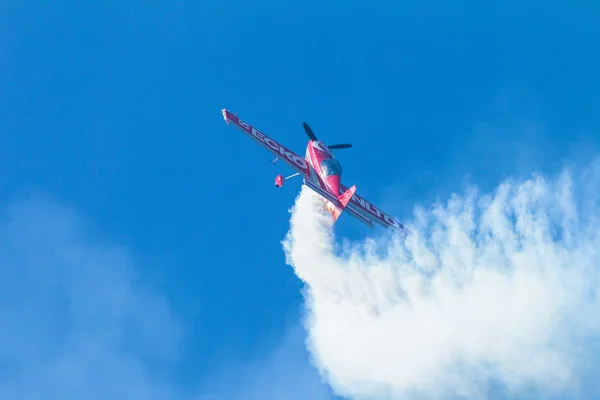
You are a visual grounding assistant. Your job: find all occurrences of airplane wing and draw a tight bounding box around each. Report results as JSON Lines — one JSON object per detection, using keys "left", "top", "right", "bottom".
{"left": 222, "top": 109, "right": 311, "bottom": 178}
{"left": 341, "top": 184, "right": 407, "bottom": 234}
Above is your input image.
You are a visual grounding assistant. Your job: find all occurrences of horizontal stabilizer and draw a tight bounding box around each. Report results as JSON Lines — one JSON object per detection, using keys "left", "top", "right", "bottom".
{"left": 304, "top": 180, "right": 374, "bottom": 228}
{"left": 325, "top": 185, "right": 356, "bottom": 224}
{"left": 339, "top": 185, "right": 356, "bottom": 208}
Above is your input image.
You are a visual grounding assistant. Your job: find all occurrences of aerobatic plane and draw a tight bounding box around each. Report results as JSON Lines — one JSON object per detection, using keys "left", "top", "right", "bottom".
{"left": 221, "top": 108, "right": 406, "bottom": 233}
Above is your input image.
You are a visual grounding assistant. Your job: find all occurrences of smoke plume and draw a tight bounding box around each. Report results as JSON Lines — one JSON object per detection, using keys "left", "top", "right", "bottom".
{"left": 282, "top": 163, "right": 600, "bottom": 399}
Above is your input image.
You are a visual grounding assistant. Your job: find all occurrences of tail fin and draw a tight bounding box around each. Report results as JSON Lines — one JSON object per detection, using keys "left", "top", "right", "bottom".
{"left": 325, "top": 185, "right": 357, "bottom": 224}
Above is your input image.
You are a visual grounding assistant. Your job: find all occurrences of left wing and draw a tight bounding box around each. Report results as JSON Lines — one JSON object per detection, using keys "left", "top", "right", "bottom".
{"left": 222, "top": 109, "right": 310, "bottom": 178}
{"left": 341, "top": 184, "right": 407, "bottom": 234}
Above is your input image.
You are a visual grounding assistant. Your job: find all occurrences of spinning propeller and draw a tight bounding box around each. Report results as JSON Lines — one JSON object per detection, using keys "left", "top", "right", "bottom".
{"left": 302, "top": 122, "right": 352, "bottom": 150}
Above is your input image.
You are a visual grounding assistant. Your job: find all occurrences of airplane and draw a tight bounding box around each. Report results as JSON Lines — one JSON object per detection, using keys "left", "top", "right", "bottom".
{"left": 221, "top": 108, "right": 407, "bottom": 234}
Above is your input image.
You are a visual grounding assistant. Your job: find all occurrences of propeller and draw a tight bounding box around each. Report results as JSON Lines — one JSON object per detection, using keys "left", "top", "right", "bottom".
{"left": 302, "top": 122, "right": 318, "bottom": 141}
{"left": 303, "top": 122, "right": 352, "bottom": 150}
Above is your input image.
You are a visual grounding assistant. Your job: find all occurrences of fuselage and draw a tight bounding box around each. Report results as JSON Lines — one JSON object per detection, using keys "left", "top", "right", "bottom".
{"left": 305, "top": 140, "right": 343, "bottom": 196}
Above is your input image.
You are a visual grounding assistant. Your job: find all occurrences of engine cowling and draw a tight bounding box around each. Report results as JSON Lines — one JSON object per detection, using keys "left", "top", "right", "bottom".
{"left": 275, "top": 174, "right": 284, "bottom": 187}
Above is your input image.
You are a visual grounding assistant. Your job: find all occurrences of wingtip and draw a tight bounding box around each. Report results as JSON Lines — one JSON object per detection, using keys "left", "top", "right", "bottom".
{"left": 221, "top": 108, "right": 229, "bottom": 123}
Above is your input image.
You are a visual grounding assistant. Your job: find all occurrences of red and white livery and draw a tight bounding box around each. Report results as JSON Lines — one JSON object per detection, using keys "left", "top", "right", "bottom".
{"left": 221, "top": 108, "right": 407, "bottom": 233}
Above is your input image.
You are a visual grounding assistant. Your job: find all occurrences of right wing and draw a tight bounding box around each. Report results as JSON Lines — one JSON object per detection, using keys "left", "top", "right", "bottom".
{"left": 222, "top": 109, "right": 311, "bottom": 178}
{"left": 304, "top": 179, "right": 375, "bottom": 229}
{"left": 341, "top": 184, "right": 407, "bottom": 234}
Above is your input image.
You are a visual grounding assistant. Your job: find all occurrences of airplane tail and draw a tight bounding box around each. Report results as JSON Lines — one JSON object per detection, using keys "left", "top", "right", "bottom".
{"left": 325, "top": 185, "right": 357, "bottom": 224}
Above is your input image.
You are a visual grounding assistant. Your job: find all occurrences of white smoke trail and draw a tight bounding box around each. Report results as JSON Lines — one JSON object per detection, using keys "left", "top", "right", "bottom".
{"left": 282, "top": 163, "right": 600, "bottom": 400}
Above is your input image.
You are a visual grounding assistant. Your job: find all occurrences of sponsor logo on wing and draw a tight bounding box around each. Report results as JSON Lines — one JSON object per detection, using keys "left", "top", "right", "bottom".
{"left": 347, "top": 194, "right": 401, "bottom": 229}
{"left": 237, "top": 119, "right": 309, "bottom": 171}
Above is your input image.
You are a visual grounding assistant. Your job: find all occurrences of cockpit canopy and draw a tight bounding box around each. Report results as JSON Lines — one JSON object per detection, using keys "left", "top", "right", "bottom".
{"left": 320, "top": 158, "right": 342, "bottom": 178}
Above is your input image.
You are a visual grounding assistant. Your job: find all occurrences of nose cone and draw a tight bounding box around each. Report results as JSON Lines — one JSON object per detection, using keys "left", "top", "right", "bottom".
{"left": 325, "top": 174, "right": 341, "bottom": 196}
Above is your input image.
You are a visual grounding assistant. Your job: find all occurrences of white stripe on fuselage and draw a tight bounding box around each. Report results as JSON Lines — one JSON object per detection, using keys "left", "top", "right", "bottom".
{"left": 306, "top": 142, "right": 328, "bottom": 190}
{"left": 312, "top": 140, "right": 334, "bottom": 157}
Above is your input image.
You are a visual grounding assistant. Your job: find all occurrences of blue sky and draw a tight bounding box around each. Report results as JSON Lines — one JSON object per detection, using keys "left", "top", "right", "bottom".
{"left": 1, "top": 1, "right": 599, "bottom": 399}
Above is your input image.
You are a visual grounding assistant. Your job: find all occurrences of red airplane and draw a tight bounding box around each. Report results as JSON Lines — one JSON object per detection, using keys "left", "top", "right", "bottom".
{"left": 222, "top": 109, "right": 406, "bottom": 233}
